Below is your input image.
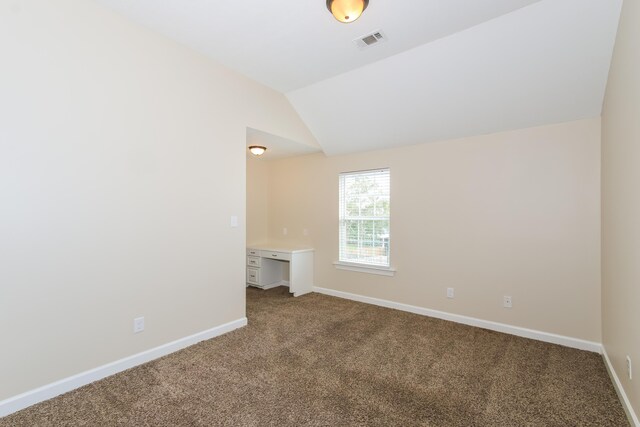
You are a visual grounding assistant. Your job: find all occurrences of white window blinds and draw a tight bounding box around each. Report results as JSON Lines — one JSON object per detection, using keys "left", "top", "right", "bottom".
{"left": 339, "top": 169, "right": 390, "bottom": 267}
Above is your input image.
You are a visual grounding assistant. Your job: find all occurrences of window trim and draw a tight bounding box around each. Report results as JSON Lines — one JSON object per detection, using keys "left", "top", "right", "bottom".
{"left": 337, "top": 168, "right": 394, "bottom": 274}
{"left": 333, "top": 261, "right": 396, "bottom": 276}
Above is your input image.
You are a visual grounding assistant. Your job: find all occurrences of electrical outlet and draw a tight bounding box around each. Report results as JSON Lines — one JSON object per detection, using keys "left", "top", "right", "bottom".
{"left": 627, "top": 355, "right": 633, "bottom": 380}
{"left": 447, "top": 288, "right": 454, "bottom": 299}
{"left": 303, "top": 228, "right": 309, "bottom": 236}
{"left": 503, "top": 296, "right": 512, "bottom": 308}
{"left": 133, "top": 317, "right": 145, "bottom": 333}
{"left": 283, "top": 227, "right": 288, "bottom": 236}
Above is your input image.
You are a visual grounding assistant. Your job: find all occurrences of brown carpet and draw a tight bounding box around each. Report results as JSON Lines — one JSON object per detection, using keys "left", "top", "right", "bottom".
{"left": 1, "top": 287, "right": 628, "bottom": 426}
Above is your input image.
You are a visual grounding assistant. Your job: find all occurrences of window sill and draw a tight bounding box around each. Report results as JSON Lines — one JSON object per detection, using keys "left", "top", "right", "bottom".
{"left": 333, "top": 261, "right": 396, "bottom": 277}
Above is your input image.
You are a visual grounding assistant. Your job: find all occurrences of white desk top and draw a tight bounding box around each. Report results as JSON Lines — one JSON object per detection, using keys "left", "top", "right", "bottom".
{"left": 248, "top": 244, "right": 314, "bottom": 254}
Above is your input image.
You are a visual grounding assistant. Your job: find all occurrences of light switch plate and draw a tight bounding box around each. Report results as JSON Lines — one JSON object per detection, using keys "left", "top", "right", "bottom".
{"left": 230, "top": 215, "right": 239, "bottom": 228}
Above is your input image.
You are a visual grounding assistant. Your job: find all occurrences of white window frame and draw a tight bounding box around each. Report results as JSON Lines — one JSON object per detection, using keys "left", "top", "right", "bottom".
{"left": 334, "top": 168, "right": 396, "bottom": 276}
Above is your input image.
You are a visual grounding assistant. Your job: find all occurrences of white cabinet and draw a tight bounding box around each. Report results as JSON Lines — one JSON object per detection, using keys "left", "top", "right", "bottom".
{"left": 261, "top": 251, "right": 291, "bottom": 261}
{"left": 246, "top": 246, "right": 314, "bottom": 297}
{"left": 246, "top": 267, "right": 259, "bottom": 285}
{"left": 246, "top": 251, "right": 280, "bottom": 290}
{"left": 247, "top": 256, "right": 261, "bottom": 268}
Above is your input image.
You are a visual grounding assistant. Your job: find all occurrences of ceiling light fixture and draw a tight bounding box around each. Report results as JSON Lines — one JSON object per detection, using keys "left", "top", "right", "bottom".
{"left": 248, "top": 145, "right": 267, "bottom": 156}
{"left": 326, "top": 0, "right": 369, "bottom": 24}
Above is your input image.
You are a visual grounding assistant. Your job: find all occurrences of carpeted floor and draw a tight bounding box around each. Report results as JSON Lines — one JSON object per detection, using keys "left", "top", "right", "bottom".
{"left": 1, "top": 287, "right": 628, "bottom": 426}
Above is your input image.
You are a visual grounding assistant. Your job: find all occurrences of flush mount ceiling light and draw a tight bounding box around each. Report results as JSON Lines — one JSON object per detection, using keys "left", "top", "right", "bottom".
{"left": 326, "top": 0, "right": 369, "bottom": 23}
{"left": 248, "top": 145, "right": 267, "bottom": 156}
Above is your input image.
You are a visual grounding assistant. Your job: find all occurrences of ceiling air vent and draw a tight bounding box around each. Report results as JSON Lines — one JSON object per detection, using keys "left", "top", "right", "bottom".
{"left": 353, "top": 30, "right": 387, "bottom": 49}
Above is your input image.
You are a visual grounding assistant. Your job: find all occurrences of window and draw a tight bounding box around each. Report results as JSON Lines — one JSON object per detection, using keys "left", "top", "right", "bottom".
{"left": 338, "top": 169, "right": 391, "bottom": 271}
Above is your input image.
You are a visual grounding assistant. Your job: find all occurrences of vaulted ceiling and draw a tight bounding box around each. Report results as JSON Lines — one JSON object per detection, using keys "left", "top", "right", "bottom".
{"left": 95, "top": 0, "right": 622, "bottom": 156}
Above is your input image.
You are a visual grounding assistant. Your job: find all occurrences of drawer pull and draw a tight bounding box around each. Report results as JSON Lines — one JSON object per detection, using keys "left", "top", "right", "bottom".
{"left": 272, "top": 254, "right": 278, "bottom": 257}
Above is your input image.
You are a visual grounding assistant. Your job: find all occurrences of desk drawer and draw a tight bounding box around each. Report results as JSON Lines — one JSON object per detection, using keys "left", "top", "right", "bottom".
{"left": 261, "top": 250, "right": 291, "bottom": 261}
{"left": 247, "top": 248, "right": 260, "bottom": 256}
{"left": 247, "top": 268, "right": 259, "bottom": 285}
{"left": 247, "top": 256, "right": 261, "bottom": 268}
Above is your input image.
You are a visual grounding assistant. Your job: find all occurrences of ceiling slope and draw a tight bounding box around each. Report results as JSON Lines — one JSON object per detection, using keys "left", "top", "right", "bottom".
{"left": 94, "top": 0, "right": 540, "bottom": 92}
{"left": 246, "top": 128, "right": 321, "bottom": 160}
{"left": 287, "top": 0, "right": 622, "bottom": 155}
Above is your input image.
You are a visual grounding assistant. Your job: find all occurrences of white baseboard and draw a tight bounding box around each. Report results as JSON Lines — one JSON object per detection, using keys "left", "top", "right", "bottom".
{"left": 250, "top": 282, "right": 280, "bottom": 290}
{"left": 603, "top": 347, "right": 640, "bottom": 427}
{"left": 0, "top": 317, "right": 248, "bottom": 418}
{"left": 249, "top": 281, "right": 289, "bottom": 290}
{"left": 312, "top": 287, "right": 602, "bottom": 353}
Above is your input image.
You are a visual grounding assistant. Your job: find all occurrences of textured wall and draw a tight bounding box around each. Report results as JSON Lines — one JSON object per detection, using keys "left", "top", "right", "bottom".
{"left": 601, "top": 0, "right": 640, "bottom": 419}
{"left": 247, "top": 155, "right": 270, "bottom": 246}
{"left": 267, "top": 118, "right": 602, "bottom": 342}
{"left": 0, "top": 0, "right": 313, "bottom": 400}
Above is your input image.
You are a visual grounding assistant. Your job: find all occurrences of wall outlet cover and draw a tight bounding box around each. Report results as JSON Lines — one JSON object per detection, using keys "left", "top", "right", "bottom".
{"left": 133, "top": 317, "right": 145, "bottom": 333}
{"left": 503, "top": 296, "right": 513, "bottom": 308}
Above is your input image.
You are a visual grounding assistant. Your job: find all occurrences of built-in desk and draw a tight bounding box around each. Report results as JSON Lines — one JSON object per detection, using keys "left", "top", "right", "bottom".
{"left": 246, "top": 245, "right": 314, "bottom": 297}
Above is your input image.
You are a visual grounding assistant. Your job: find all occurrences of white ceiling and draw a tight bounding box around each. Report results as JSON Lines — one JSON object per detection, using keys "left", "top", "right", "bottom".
{"left": 94, "top": 0, "right": 540, "bottom": 92}
{"left": 246, "top": 128, "right": 320, "bottom": 160}
{"left": 288, "top": 0, "right": 623, "bottom": 155}
{"left": 95, "top": 0, "right": 622, "bottom": 157}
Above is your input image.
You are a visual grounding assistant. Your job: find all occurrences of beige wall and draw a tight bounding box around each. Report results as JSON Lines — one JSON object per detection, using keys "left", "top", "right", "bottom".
{"left": 0, "top": 0, "right": 313, "bottom": 401}
{"left": 266, "top": 118, "right": 602, "bottom": 342}
{"left": 602, "top": 0, "right": 640, "bottom": 418}
{"left": 247, "top": 155, "right": 269, "bottom": 246}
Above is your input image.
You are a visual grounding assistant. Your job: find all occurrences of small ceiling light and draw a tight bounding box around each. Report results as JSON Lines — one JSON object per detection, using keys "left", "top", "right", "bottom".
{"left": 248, "top": 145, "right": 267, "bottom": 156}
{"left": 327, "top": 0, "right": 369, "bottom": 23}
